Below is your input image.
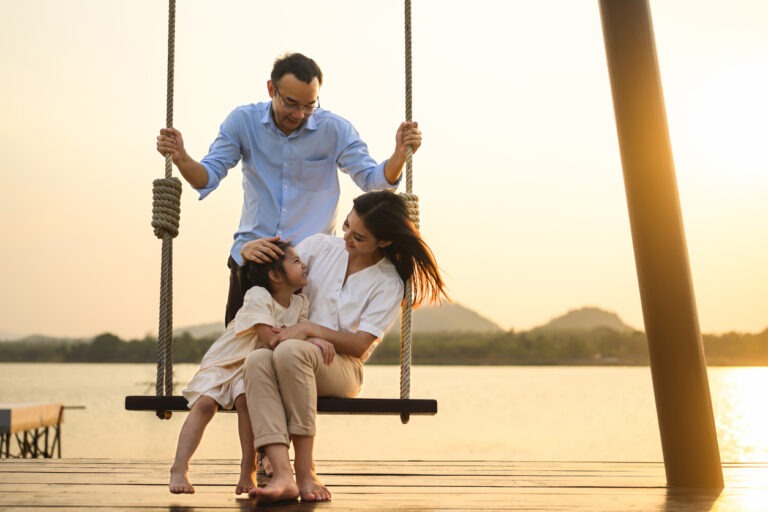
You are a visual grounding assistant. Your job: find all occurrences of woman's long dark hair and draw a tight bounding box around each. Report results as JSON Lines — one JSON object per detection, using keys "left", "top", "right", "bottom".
{"left": 237, "top": 241, "right": 292, "bottom": 297}
{"left": 352, "top": 191, "right": 447, "bottom": 306}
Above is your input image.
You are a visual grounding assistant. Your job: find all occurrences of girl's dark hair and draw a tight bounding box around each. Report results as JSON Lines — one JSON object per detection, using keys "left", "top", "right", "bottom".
{"left": 352, "top": 191, "right": 447, "bottom": 306}
{"left": 271, "top": 53, "right": 323, "bottom": 86}
{"left": 238, "top": 241, "right": 292, "bottom": 295}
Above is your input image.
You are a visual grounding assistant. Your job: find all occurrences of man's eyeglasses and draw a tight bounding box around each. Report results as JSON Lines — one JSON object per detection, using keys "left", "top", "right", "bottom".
{"left": 274, "top": 88, "right": 320, "bottom": 114}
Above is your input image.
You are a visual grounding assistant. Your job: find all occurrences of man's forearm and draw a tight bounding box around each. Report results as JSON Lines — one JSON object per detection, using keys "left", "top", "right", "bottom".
{"left": 176, "top": 157, "right": 209, "bottom": 189}
{"left": 384, "top": 155, "right": 405, "bottom": 185}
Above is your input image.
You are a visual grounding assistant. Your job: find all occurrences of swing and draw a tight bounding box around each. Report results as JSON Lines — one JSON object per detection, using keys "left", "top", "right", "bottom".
{"left": 124, "top": 0, "right": 436, "bottom": 423}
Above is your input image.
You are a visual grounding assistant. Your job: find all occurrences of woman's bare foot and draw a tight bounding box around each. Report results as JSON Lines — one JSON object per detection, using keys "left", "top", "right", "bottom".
{"left": 169, "top": 468, "right": 195, "bottom": 494}
{"left": 248, "top": 474, "right": 299, "bottom": 504}
{"left": 296, "top": 471, "right": 331, "bottom": 502}
{"left": 235, "top": 466, "right": 257, "bottom": 495}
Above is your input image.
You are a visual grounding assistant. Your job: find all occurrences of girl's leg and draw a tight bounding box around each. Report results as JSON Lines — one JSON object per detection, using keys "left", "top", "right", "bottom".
{"left": 234, "top": 394, "right": 257, "bottom": 495}
{"left": 169, "top": 396, "right": 219, "bottom": 494}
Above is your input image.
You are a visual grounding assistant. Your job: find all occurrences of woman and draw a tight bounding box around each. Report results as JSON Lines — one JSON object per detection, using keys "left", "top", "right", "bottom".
{"left": 240, "top": 190, "right": 447, "bottom": 504}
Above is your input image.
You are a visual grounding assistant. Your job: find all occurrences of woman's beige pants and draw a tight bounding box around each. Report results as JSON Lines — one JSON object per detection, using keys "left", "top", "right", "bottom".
{"left": 243, "top": 339, "right": 363, "bottom": 449}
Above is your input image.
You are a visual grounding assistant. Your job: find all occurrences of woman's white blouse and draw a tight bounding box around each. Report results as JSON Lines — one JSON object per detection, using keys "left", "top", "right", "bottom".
{"left": 296, "top": 234, "right": 404, "bottom": 362}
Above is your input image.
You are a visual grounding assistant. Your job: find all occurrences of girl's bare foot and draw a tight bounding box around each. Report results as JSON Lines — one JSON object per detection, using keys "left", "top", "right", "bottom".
{"left": 169, "top": 468, "right": 195, "bottom": 494}
{"left": 235, "top": 466, "right": 257, "bottom": 495}
{"left": 247, "top": 474, "right": 299, "bottom": 504}
{"left": 296, "top": 471, "right": 331, "bottom": 502}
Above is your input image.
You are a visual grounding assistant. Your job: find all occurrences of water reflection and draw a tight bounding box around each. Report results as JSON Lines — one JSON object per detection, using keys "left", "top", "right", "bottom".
{"left": 709, "top": 368, "right": 768, "bottom": 462}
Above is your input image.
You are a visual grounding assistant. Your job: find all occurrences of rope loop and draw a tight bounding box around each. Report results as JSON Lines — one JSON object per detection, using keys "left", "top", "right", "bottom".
{"left": 152, "top": 177, "right": 182, "bottom": 238}
{"left": 399, "top": 193, "right": 419, "bottom": 229}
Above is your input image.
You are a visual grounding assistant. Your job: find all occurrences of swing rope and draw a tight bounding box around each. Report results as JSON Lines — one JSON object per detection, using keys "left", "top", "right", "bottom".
{"left": 151, "top": 0, "right": 181, "bottom": 420}
{"left": 399, "top": 0, "right": 417, "bottom": 424}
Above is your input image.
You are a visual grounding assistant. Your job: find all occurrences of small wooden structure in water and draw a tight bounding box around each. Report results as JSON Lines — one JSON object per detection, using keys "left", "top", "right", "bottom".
{"left": 0, "top": 402, "right": 62, "bottom": 459}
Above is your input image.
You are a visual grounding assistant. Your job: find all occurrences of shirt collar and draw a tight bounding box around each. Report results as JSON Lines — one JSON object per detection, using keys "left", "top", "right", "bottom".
{"left": 261, "top": 101, "right": 319, "bottom": 138}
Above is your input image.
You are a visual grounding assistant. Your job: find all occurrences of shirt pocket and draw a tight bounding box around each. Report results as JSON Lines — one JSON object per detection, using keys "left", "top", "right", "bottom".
{"left": 299, "top": 158, "right": 336, "bottom": 191}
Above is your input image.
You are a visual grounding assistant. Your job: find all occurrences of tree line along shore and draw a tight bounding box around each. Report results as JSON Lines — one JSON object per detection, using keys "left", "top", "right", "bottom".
{"left": 2, "top": 327, "right": 767, "bottom": 366}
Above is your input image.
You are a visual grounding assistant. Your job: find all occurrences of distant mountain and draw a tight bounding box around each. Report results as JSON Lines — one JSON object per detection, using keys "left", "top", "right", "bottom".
{"left": 0, "top": 330, "right": 25, "bottom": 342}
{"left": 0, "top": 333, "right": 87, "bottom": 344}
{"left": 1, "top": 305, "right": 634, "bottom": 343}
{"left": 533, "top": 306, "right": 635, "bottom": 333}
{"left": 387, "top": 303, "right": 503, "bottom": 334}
{"left": 173, "top": 322, "right": 226, "bottom": 339}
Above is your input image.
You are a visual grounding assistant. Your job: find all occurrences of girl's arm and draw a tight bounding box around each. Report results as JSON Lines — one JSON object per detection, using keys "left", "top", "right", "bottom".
{"left": 274, "top": 321, "right": 376, "bottom": 359}
{"left": 251, "top": 324, "right": 280, "bottom": 348}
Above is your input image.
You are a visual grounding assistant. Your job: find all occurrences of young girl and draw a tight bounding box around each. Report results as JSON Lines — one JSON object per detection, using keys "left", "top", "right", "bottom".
{"left": 169, "top": 242, "right": 308, "bottom": 495}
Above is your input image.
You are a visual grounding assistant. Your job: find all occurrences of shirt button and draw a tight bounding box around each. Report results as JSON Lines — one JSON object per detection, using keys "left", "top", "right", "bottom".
{"left": 284, "top": 185, "right": 288, "bottom": 189}
{"left": 282, "top": 208, "right": 287, "bottom": 213}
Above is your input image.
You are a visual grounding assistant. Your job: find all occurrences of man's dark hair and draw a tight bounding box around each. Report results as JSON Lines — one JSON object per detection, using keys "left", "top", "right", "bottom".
{"left": 271, "top": 53, "right": 323, "bottom": 86}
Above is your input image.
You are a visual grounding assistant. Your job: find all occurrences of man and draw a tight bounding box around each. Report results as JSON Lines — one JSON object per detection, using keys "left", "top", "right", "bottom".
{"left": 156, "top": 53, "right": 422, "bottom": 324}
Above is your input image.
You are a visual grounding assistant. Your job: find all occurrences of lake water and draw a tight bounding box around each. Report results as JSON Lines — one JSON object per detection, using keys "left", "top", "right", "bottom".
{"left": 1, "top": 363, "right": 766, "bottom": 462}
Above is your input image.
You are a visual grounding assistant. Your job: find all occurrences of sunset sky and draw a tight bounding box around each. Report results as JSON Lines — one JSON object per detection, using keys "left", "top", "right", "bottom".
{"left": 1, "top": 0, "right": 766, "bottom": 340}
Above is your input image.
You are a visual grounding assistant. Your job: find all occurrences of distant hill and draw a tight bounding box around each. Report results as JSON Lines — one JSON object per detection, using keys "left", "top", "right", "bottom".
{"left": 173, "top": 303, "right": 503, "bottom": 339}
{"left": 387, "top": 303, "right": 503, "bottom": 334}
{"left": 174, "top": 322, "right": 226, "bottom": 339}
{"left": 1, "top": 305, "right": 636, "bottom": 343}
{"left": 0, "top": 330, "right": 25, "bottom": 342}
{"left": 0, "top": 333, "right": 86, "bottom": 344}
{"left": 533, "top": 306, "right": 635, "bottom": 333}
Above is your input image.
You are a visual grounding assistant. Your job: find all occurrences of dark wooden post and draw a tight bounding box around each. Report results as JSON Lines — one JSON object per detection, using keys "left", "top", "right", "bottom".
{"left": 598, "top": 0, "right": 723, "bottom": 489}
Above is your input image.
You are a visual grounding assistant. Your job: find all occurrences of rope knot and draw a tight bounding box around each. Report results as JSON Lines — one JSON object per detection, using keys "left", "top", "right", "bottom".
{"left": 399, "top": 193, "right": 419, "bottom": 229}
{"left": 152, "top": 177, "right": 182, "bottom": 238}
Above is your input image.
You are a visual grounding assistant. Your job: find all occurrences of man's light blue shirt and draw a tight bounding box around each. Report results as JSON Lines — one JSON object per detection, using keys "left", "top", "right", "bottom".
{"left": 198, "top": 102, "right": 399, "bottom": 265}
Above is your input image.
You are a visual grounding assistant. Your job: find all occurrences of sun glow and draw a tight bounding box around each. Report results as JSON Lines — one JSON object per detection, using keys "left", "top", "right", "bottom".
{"left": 670, "top": 57, "right": 768, "bottom": 185}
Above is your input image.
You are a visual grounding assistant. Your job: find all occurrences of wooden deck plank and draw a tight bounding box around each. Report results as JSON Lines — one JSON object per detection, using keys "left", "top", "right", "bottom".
{"left": 0, "top": 460, "right": 668, "bottom": 487}
{"left": 0, "top": 459, "right": 766, "bottom": 510}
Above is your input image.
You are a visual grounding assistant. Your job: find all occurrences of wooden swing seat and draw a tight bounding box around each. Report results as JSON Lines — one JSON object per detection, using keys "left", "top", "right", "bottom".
{"left": 124, "top": 395, "right": 437, "bottom": 415}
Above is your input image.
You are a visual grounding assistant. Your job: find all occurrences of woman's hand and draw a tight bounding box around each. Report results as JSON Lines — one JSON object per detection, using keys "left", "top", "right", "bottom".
{"left": 264, "top": 325, "right": 284, "bottom": 349}
{"left": 308, "top": 337, "right": 336, "bottom": 365}
{"left": 241, "top": 237, "right": 284, "bottom": 263}
{"left": 271, "top": 321, "right": 312, "bottom": 346}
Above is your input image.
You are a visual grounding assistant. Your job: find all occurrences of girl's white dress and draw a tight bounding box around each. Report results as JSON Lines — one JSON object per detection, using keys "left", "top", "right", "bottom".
{"left": 182, "top": 286, "right": 308, "bottom": 409}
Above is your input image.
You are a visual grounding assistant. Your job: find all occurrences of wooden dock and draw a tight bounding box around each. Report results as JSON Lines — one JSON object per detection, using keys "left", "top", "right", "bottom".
{"left": 1, "top": 459, "right": 766, "bottom": 510}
